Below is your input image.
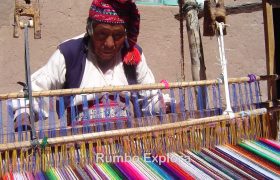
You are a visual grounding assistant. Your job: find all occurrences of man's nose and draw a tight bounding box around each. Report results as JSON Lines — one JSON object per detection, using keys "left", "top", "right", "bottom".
{"left": 104, "top": 35, "right": 115, "bottom": 49}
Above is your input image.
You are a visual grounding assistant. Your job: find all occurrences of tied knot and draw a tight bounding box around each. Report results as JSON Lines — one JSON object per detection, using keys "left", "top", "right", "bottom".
{"left": 160, "top": 79, "right": 170, "bottom": 89}
{"left": 248, "top": 74, "right": 257, "bottom": 83}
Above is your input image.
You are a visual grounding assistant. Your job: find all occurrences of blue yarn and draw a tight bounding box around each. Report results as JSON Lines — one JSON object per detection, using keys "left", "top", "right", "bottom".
{"left": 125, "top": 92, "right": 132, "bottom": 128}
{"left": 157, "top": 90, "right": 165, "bottom": 123}
{"left": 257, "top": 141, "right": 280, "bottom": 154}
{"left": 142, "top": 91, "right": 150, "bottom": 119}
{"left": 204, "top": 86, "right": 211, "bottom": 117}
{"left": 254, "top": 81, "right": 261, "bottom": 108}
{"left": 59, "top": 96, "right": 67, "bottom": 136}
{"left": 212, "top": 85, "right": 218, "bottom": 116}
{"left": 248, "top": 82, "right": 254, "bottom": 108}
{"left": 114, "top": 92, "right": 123, "bottom": 129}
{"left": 187, "top": 87, "right": 195, "bottom": 118}
{"left": 132, "top": 91, "right": 142, "bottom": 126}
{"left": 150, "top": 90, "right": 156, "bottom": 117}
{"left": 217, "top": 83, "right": 223, "bottom": 115}
{"left": 133, "top": 91, "right": 142, "bottom": 118}
{"left": 48, "top": 97, "right": 56, "bottom": 138}
{"left": 95, "top": 95, "right": 102, "bottom": 132}
{"left": 0, "top": 101, "right": 2, "bottom": 144}
{"left": 168, "top": 88, "right": 177, "bottom": 123}
{"left": 7, "top": 99, "right": 15, "bottom": 143}
{"left": 231, "top": 84, "right": 238, "bottom": 112}
{"left": 37, "top": 171, "right": 46, "bottom": 180}
{"left": 244, "top": 83, "right": 250, "bottom": 110}
{"left": 103, "top": 93, "right": 111, "bottom": 131}
{"left": 170, "top": 88, "right": 176, "bottom": 114}
{"left": 197, "top": 86, "right": 205, "bottom": 118}
{"left": 82, "top": 95, "right": 91, "bottom": 133}
{"left": 178, "top": 88, "right": 186, "bottom": 120}
{"left": 16, "top": 99, "right": 23, "bottom": 141}
{"left": 238, "top": 83, "right": 245, "bottom": 111}
{"left": 70, "top": 96, "right": 78, "bottom": 135}
{"left": 23, "top": 99, "right": 30, "bottom": 140}
{"left": 38, "top": 97, "right": 45, "bottom": 139}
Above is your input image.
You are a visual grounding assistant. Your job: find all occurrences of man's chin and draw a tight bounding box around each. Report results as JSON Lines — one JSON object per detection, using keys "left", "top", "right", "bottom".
{"left": 96, "top": 54, "right": 115, "bottom": 63}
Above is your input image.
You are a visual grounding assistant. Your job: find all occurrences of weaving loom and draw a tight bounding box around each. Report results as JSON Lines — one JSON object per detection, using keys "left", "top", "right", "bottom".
{"left": 0, "top": 74, "right": 279, "bottom": 179}
{"left": 0, "top": 11, "right": 279, "bottom": 179}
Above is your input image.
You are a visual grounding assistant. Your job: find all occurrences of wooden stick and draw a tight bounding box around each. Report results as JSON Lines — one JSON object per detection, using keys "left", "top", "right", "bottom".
{"left": 0, "top": 75, "right": 277, "bottom": 100}
{"left": 263, "top": 0, "right": 276, "bottom": 104}
{"left": 0, "top": 108, "right": 267, "bottom": 151}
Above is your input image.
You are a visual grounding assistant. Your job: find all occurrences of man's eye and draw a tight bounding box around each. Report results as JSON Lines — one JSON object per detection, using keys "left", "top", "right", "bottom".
{"left": 113, "top": 33, "right": 125, "bottom": 40}
{"left": 95, "top": 33, "right": 108, "bottom": 40}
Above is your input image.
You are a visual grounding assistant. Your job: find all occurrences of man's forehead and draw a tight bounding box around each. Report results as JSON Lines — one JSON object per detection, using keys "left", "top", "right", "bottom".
{"left": 93, "top": 23, "right": 125, "bottom": 31}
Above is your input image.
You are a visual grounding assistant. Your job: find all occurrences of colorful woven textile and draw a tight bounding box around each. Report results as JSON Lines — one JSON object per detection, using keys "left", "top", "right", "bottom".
{"left": 1, "top": 139, "right": 279, "bottom": 179}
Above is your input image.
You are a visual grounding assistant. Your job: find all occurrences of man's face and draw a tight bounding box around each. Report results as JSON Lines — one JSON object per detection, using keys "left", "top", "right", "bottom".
{"left": 91, "top": 23, "right": 126, "bottom": 63}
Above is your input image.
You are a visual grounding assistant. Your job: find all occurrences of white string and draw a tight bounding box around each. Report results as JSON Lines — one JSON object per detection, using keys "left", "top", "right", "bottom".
{"left": 216, "top": 22, "right": 234, "bottom": 118}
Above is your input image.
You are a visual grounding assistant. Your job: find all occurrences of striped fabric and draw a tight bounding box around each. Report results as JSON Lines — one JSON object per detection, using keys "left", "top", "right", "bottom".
{"left": 1, "top": 139, "right": 279, "bottom": 179}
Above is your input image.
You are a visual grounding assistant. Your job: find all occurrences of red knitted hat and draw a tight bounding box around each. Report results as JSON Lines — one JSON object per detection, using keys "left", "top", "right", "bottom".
{"left": 89, "top": 0, "right": 141, "bottom": 65}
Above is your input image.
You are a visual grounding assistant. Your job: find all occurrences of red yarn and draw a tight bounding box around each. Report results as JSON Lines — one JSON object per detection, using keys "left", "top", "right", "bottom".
{"left": 123, "top": 47, "right": 141, "bottom": 65}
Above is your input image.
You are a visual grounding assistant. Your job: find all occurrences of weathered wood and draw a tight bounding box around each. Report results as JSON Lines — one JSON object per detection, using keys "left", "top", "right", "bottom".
{"left": 184, "top": 0, "right": 207, "bottom": 81}
{"left": 179, "top": 0, "right": 186, "bottom": 81}
{"left": 262, "top": 0, "right": 278, "bottom": 139}
{"left": 273, "top": 8, "right": 280, "bottom": 141}
{"left": 14, "top": 0, "right": 41, "bottom": 39}
{"left": 203, "top": 0, "right": 226, "bottom": 36}
{"left": 225, "top": 2, "right": 262, "bottom": 15}
{"left": 175, "top": 1, "right": 263, "bottom": 20}
{"left": 263, "top": 0, "right": 276, "bottom": 103}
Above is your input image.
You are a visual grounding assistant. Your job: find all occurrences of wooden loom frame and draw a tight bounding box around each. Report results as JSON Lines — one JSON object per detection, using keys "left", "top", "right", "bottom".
{"left": 262, "top": 0, "right": 280, "bottom": 139}
{"left": 0, "top": 75, "right": 276, "bottom": 151}
{"left": 176, "top": 0, "right": 280, "bottom": 139}
{"left": 0, "top": 75, "right": 275, "bottom": 99}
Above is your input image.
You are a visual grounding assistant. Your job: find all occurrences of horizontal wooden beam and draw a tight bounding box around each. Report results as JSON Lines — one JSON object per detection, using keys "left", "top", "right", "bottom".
{"left": 269, "top": 0, "right": 280, "bottom": 7}
{"left": 225, "top": 2, "right": 262, "bottom": 15}
{"left": 175, "top": 1, "right": 263, "bottom": 20}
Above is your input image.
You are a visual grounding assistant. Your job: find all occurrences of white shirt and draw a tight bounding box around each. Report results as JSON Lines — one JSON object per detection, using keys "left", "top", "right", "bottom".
{"left": 12, "top": 34, "right": 170, "bottom": 119}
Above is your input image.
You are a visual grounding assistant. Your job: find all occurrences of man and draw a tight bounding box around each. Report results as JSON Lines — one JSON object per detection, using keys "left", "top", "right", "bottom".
{"left": 13, "top": 0, "right": 171, "bottom": 131}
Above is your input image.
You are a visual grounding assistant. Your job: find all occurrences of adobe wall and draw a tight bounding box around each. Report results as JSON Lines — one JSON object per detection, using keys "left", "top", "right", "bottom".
{"left": 0, "top": 0, "right": 266, "bottom": 97}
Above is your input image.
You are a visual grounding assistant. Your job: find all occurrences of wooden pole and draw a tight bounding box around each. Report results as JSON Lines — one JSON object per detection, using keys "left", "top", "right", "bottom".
{"left": 263, "top": 0, "right": 276, "bottom": 104}
{"left": 273, "top": 7, "right": 280, "bottom": 141}
{"left": 184, "top": 0, "right": 207, "bottom": 81}
{"left": 0, "top": 75, "right": 275, "bottom": 100}
{"left": 179, "top": 0, "right": 186, "bottom": 81}
{"left": 262, "top": 0, "right": 280, "bottom": 140}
